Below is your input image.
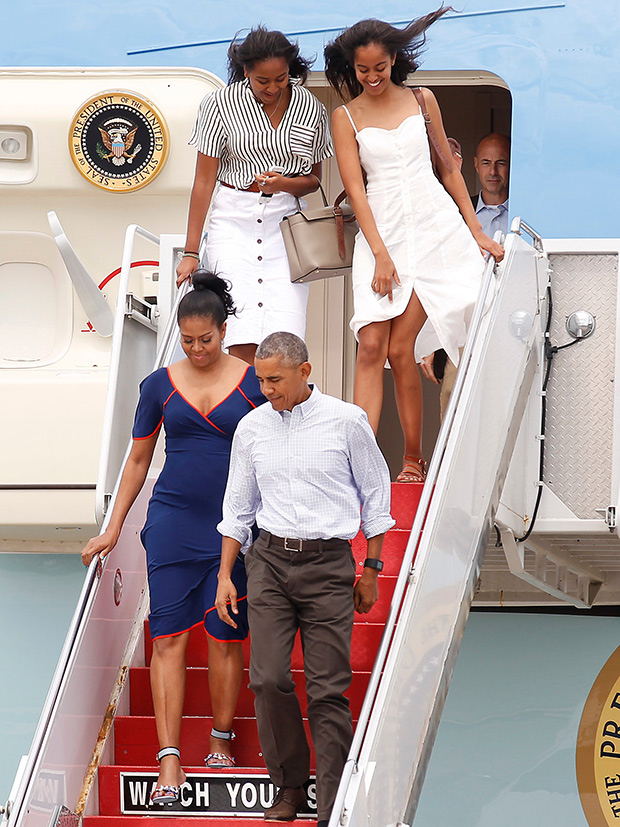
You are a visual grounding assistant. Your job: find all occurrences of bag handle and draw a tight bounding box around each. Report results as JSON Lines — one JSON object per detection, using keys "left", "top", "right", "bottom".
{"left": 412, "top": 87, "right": 452, "bottom": 170}
{"left": 294, "top": 177, "right": 352, "bottom": 260}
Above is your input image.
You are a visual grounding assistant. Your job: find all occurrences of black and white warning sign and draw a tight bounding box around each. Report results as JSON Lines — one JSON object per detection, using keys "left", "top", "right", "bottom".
{"left": 120, "top": 772, "right": 316, "bottom": 817}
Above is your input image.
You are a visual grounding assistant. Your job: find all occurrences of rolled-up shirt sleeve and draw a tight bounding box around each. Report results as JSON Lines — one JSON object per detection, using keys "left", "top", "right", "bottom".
{"left": 347, "top": 412, "right": 396, "bottom": 539}
{"left": 189, "top": 92, "right": 225, "bottom": 158}
{"left": 217, "top": 425, "right": 260, "bottom": 548}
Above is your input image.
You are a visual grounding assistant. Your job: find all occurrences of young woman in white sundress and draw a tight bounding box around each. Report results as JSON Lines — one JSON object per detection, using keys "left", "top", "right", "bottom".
{"left": 325, "top": 8, "right": 504, "bottom": 482}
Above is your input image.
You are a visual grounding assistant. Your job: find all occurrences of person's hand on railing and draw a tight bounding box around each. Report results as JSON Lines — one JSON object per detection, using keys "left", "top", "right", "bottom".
{"left": 176, "top": 254, "right": 200, "bottom": 287}
{"left": 81, "top": 528, "right": 121, "bottom": 567}
{"left": 474, "top": 229, "right": 504, "bottom": 263}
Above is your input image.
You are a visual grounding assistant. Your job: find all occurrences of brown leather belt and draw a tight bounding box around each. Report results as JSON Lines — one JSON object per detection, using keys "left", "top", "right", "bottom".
{"left": 220, "top": 180, "right": 261, "bottom": 193}
{"left": 260, "top": 530, "right": 349, "bottom": 552}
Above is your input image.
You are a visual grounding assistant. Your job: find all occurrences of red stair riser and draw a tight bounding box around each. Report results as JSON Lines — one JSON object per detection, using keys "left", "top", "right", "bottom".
{"left": 390, "top": 480, "right": 424, "bottom": 529}
{"left": 146, "top": 622, "right": 385, "bottom": 672}
{"left": 130, "top": 667, "right": 372, "bottom": 719}
{"left": 114, "top": 716, "right": 334, "bottom": 768}
{"left": 98, "top": 765, "right": 317, "bottom": 817}
{"left": 352, "top": 529, "right": 410, "bottom": 574}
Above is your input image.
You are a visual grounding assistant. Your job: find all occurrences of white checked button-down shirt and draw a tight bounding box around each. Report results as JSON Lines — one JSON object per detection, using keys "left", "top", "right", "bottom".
{"left": 474, "top": 194, "right": 509, "bottom": 240}
{"left": 218, "top": 386, "right": 395, "bottom": 548}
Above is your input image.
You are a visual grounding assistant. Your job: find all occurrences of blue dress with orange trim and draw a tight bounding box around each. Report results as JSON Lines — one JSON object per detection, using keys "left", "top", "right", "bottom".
{"left": 132, "top": 364, "right": 265, "bottom": 641}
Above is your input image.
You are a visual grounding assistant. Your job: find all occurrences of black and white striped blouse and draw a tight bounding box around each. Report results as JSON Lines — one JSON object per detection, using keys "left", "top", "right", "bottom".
{"left": 189, "top": 79, "right": 333, "bottom": 189}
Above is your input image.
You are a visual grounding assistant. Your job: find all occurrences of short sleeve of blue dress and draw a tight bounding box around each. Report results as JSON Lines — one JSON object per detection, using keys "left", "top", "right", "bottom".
{"left": 134, "top": 365, "right": 264, "bottom": 642}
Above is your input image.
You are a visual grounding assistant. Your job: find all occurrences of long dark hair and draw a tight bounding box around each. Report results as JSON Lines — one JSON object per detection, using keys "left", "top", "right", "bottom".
{"left": 228, "top": 25, "right": 314, "bottom": 85}
{"left": 177, "top": 270, "right": 235, "bottom": 328}
{"left": 324, "top": 7, "right": 453, "bottom": 100}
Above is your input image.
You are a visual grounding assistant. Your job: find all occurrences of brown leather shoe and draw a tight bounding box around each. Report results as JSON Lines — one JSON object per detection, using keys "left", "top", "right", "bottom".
{"left": 264, "top": 786, "right": 306, "bottom": 821}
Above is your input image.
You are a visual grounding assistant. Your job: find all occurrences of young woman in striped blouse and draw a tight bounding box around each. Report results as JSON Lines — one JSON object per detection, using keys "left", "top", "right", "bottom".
{"left": 177, "top": 27, "right": 333, "bottom": 363}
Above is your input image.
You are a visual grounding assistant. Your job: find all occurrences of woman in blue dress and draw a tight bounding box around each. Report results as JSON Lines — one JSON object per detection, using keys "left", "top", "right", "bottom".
{"left": 81, "top": 271, "right": 265, "bottom": 804}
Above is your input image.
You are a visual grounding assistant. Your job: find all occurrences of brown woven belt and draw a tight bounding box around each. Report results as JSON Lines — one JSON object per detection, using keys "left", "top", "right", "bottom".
{"left": 219, "top": 180, "right": 261, "bottom": 193}
{"left": 260, "top": 530, "right": 349, "bottom": 552}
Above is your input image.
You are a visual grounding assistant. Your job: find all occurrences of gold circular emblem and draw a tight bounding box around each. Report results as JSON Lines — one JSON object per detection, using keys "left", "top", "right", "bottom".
{"left": 69, "top": 91, "right": 169, "bottom": 192}
{"left": 577, "top": 645, "right": 620, "bottom": 825}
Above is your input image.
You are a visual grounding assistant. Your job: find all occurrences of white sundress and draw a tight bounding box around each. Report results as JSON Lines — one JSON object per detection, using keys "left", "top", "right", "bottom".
{"left": 205, "top": 186, "right": 308, "bottom": 349}
{"left": 344, "top": 104, "right": 485, "bottom": 367}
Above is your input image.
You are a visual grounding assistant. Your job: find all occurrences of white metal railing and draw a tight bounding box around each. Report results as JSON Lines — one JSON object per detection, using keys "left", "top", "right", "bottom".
{"left": 329, "top": 225, "right": 547, "bottom": 827}
{"left": 95, "top": 224, "right": 161, "bottom": 525}
{"left": 3, "top": 242, "right": 190, "bottom": 827}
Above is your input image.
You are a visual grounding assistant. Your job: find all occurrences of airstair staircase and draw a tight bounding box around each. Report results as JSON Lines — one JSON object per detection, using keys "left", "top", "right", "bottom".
{"left": 2, "top": 222, "right": 549, "bottom": 827}
{"left": 82, "top": 483, "right": 421, "bottom": 825}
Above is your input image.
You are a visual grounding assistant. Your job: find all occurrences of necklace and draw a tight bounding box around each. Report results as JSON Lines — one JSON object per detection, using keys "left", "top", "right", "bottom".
{"left": 263, "top": 90, "right": 283, "bottom": 121}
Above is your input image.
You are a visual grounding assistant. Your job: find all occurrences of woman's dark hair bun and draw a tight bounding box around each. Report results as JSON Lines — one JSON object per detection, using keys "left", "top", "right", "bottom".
{"left": 177, "top": 269, "right": 235, "bottom": 327}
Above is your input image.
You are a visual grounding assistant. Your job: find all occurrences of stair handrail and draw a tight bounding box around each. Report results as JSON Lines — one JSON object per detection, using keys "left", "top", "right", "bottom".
{"left": 4, "top": 269, "right": 191, "bottom": 827}
{"left": 330, "top": 235, "right": 505, "bottom": 826}
{"left": 94, "top": 223, "right": 161, "bottom": 525}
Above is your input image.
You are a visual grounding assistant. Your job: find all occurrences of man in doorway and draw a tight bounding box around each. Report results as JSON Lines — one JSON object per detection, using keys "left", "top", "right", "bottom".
{"left": 215, "top": 332, "right": 394, "bottom": 826}
{"left": 471, "top": 132, "right": 511, "bottom": 239}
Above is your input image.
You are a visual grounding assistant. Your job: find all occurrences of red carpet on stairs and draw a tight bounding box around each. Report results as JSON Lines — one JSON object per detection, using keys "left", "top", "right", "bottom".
{"left": 84, "top": 481, "right": 422, "bottom": 824}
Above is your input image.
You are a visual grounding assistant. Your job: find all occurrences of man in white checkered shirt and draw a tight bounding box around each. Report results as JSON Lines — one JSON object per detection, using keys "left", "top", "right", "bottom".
{"left": 215, "top": 331, "right": 394, "bottom": 826}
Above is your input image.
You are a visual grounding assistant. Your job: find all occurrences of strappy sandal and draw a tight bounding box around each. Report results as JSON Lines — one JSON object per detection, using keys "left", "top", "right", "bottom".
{"left": 204, "top": 727, "right": 236, "bottom": 769}
{"left": 396, "top": 455, "right": 427, "bottom": 483}
{"left": 150, "top": 747, "right": 186, "bottom": 805}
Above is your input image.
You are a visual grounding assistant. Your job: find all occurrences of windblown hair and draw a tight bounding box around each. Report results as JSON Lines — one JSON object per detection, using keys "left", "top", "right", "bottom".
{"left": 255, "top": 332, "right": 309, "bottom": 367}
{"left": 228, "top": 26, "right": 314, "bottom": 85}
{"left": 177, "top": 269, "right": 235, "bottom": 328}
{"left": 324, "top": 6, "right": 453, "bottom": 100}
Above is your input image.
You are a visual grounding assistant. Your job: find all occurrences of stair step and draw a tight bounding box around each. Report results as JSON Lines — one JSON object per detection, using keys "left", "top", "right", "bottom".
{"left": 98, "top": 766, "right": 316, "bottom": 818}
{"left": 351, "top": 528, "right": 410, "bottom": 575}
{"left": 145, "top": 622, "right": 386, "bottom": 672}
{"left": 115, "top": 716, "right": 342, "bottom": 768}
{"left": 390, "top": 480, "right": 424, "bottom": 530}
{"left": 130, "top": 667, "right": 372, "bottom": 718}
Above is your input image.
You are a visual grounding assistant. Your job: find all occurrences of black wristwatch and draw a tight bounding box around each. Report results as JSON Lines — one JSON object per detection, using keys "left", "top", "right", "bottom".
{"left": 363, "top": 558, "right": 384, "bottom": 572}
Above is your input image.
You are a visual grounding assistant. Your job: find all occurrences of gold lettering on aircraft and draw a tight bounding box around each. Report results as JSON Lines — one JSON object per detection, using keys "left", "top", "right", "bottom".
{"left": 577, "top": 646, "right": 620, "bottom": 824}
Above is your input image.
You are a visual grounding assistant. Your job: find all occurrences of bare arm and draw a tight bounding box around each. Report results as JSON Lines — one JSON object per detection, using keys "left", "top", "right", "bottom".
{"left": 354, "top": 533, "right": 384, "bottom": 614}
{"left": 420, "top": 88, "right": 504, "bottom": 263}
{"left": 81, "top": 434, "right": 158, "bottom": 565}
{"left": 332, "top": 106, "right": 401, "bottom": 301}
{"left": 176, "top": 152, "right": 220, "bottom": 285}
{"left": 257, "top": 161, "right": 323, "bottom": 198}
{"left": 215, "top": 536, "right": 243, "bottom": 628}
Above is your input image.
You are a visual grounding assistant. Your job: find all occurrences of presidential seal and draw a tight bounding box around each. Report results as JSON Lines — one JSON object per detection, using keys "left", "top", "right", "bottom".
{"left": 577, "top": 645, "right": 620, "bottom": 825}
{"left": 69, "top": 91, "right": 169, "bottom": 192}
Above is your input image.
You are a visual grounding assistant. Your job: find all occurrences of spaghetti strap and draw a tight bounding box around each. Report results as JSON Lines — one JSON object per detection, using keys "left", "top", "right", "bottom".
{"left": 342, "top": 105, "right": 358, "bottom": 133}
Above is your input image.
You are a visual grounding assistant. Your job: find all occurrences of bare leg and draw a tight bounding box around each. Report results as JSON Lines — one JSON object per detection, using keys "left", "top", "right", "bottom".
{"left": 353, "top": 321, "right": 391, "bottom": 433}
{"left": 150, "top": 632, "right": 190, "bottom": 787}
{"left": 387, "top": 291, "right": 428, "bottom": 472}
{"left": 207, "top": 637, "right": 245, "bottom": 759}
{"left": 229, "top": 344, "right": 257, "bottom": 364}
